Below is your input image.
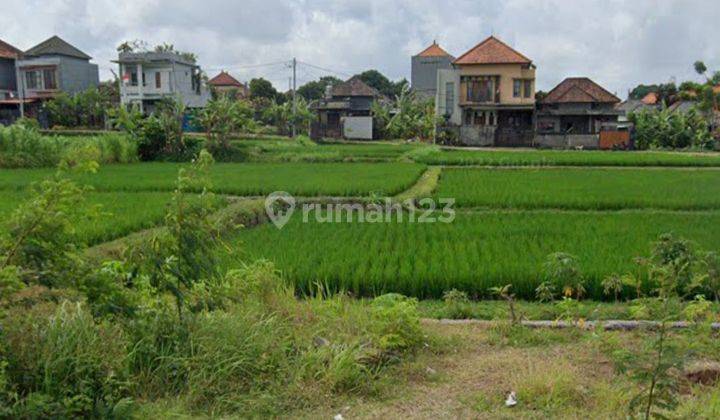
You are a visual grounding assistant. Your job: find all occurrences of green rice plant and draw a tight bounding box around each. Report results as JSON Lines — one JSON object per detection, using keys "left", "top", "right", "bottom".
{"left": 0, "top": 161, "right": 426, "bottom": 197}
{"left": 435, "top": 167, "right": 720, "bottom": 210}
{"left": 226, "top": 210, "right": 720, "bottom": 300}
{"left": 0, "top": 190, "right": 176, "bottom": 245}
{"left": 414, "top": 148, "right": 720, "bottom": 167}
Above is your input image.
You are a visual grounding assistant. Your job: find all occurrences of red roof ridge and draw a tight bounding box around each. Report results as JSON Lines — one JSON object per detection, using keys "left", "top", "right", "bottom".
{"left": 542, "top": 77, "right": 620, "bottom": 104}
{"left": 208, "top": 70, "right": 244, "bottom": 87}
{"left": 416, "top": 41, "right": 452, "bottom": 58}
{"left": 0, "top": 38, "right": 23, "bottom": 59}
{"left": 453, "top": 35, "right": 532, "bottom": 65}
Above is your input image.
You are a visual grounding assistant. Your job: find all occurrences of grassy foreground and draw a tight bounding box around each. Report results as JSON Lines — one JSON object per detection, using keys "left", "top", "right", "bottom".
{"left": 0, "top": 162, "right": 425, "bottom": 196}
{"left": 295, "top": 322, "right": 720, "bottom": 419}
{"left": 227, "top": 210, "right": 720, "bottom": 299}
{"left": 436, "top": 167, "right": 720, "bottom": 210}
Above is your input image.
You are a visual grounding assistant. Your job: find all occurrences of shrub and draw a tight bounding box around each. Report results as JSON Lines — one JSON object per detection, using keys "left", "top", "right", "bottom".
{"left": 1, "top": 303, "right": 133, "bottom": 418}
{"left": 0, "top": 124, "right": 137, "bottom": 168}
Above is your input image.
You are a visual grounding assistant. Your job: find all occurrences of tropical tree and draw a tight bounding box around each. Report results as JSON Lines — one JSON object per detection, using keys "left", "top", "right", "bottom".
{"left": 297, "top": 76, "right": 342, "bottom": 101}
{"left": 373, "top": 84, "right": 440, "bottom": 141}
{"left": 196, "top": 97, "right": 255, "bottom": 153}
{"left": 249, "top": 78, "right": 279, "bottom": 101}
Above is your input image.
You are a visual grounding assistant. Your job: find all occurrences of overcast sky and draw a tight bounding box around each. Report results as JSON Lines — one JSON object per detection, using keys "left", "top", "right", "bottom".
{"left": 2, "top": 0, "right": 719, "bottom": 99}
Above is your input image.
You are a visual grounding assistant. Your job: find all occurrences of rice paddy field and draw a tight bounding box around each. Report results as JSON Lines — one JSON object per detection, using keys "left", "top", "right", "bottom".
{"left": 0, "top": 161, "right": 425, "bottom": 196}
{"left": 435, "top": 167, "right": 720, "bottom": 210}
{"left": 0, "top": 190, "right": 176, "bottom": 244}
{"left": 225, "top": 210, "right": 720, "bottom": 300}
{"left": 415, "top": 148, "right": 720, "bottom": 167}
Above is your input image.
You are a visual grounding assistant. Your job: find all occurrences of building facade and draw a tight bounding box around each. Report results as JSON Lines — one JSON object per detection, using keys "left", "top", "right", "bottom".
{"left": 437, "top": 36, "right": 536, "bottom": 146}
{"left": 0, "top": 39, "right": 23, "bottom": 125}
{"left": 208, "top": 71, "right": 249, "bottom": 99}
{"left": 310, "top": 76, "right": 383, "bottom": 140}
{"left": 116, "top": 51, "right": 210, "bottom": 113}
{"left": 536, "top": 77, "right": 622, "bottom": 148}
{"left": 411, "top": 41, "right": 454, "bottom": 100}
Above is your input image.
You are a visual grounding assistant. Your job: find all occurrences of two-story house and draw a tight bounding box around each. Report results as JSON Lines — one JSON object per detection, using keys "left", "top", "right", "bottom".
{"left": 115, "top": 51, "right": 210, "bottom": 113}
{"left": 310, "top": 76, "right": 384, "bottom": 140}
{"left": 436, "top": 36, "right": 536, "bottom": 146}
{"left": 16, "top": 36, "right": 99, "bottom": 104}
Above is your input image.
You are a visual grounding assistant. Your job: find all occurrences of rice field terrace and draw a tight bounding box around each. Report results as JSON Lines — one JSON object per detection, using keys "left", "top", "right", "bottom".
{"left": 414, "top": 148, "right": 720, "bottom": 167}
{"left": 0, "top": 161, "right": 426, "bottom": 196}
{"left": 435, "top": 167, "right": 720, "bottom": 210}
{"left": 235, "top": 139, "right": 421, "bottom": 162}
{"left": 0, "top": 190, "right": 178, "bottom": 245}
{"left": 225, "top": 210, "right": 720, "bottom": 300}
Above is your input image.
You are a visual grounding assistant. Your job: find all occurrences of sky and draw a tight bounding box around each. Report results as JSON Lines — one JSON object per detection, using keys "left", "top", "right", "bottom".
{"left": 2, "top": 0, "right": 719, "bottom": 99}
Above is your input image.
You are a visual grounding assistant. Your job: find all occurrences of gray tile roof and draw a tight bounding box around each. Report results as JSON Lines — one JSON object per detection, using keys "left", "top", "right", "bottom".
{"left": 25, "top": 36, "right": 91, "bottom": 60}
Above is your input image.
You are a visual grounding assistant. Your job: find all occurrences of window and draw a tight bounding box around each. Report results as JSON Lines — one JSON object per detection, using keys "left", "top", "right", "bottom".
{"left": 142, "top": 72, "right": 147, "bottom": 87}
{"left": 43, "top": 69, "right": 57, "bottom": 90}
{"left": 464, "top": 76, "right": 494, "bottom": 102}
{"left": 130, "top": 71, "right": 138, "bottom": 86}
{"left": 513, "top": 79, "right": 522, "bottom": 98}
{"left": 523, "top": 80, "right": 532, "bottom": 98}
{"left": 445, "top": 82, "right": 454, "bottom": 116}
{"left": 25, "top": 71, "right": 41, "bottom": 90}
{"left": 155, "top": 72, "right": 161, "bottom": 89}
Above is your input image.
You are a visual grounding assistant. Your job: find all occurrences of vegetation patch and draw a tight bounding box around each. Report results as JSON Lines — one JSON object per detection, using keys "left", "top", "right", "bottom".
{"left": 0, "top": 162, "right": 426, "bottom": 197}
{"left": 414, "top": 149, "right": 720, "bottom": 167}
{"left": 436, "top": 167, "right": 720, "bottom": 210}
{"left": 227, "top": 210, "right": 720, "bottom": 299}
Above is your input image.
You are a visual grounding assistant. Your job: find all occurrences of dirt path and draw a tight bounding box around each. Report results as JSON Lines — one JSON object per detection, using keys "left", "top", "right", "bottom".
{"left": 296, "top": 322, "right": 626, "bottom": 419}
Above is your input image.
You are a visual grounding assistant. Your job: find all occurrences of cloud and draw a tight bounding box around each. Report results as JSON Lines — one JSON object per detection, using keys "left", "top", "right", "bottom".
{"left": 0, "top": 0, "right": 718, "bottom": 98}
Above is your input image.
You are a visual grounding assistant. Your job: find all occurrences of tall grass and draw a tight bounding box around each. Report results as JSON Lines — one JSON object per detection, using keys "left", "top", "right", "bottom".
{"left": 226, "top": 210, "right": 720, "bottom": 300}
{"left": 0, "top": 162, "right": 426, "bottom": 196}
{"left": 414, "top": 149, "right": 720, "bottom": 167}
{"left": 0, "top": 125, "right": 137, "bottom": 168}
{"left": 436, "top": 167, "right": 720, "bottom": 210}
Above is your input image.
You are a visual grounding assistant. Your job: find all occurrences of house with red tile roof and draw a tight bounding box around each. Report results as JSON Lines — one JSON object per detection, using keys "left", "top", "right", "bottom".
{"left": 537, "top": 77, "right": 621, "bottom": 139}
{"left": 436, "top": 35, "right": 537, "bottom": 146}
{"left": 208, "top": 71, "right": 248, "bottom": 99}
{"left": 411, "top": 41, "right": 454, "bottom": 99}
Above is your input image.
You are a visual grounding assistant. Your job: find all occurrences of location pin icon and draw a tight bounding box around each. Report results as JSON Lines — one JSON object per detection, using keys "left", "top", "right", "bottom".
{"left": 265, "top": 191, "right": 295, "bottom": 229}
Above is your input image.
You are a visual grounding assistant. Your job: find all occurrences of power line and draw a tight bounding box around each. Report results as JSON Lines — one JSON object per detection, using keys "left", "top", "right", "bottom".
{"left": 203, "top": 60, "right": 290, "bottom": 72}
{"left": 296, "top": 61, "right": 353, "bottom": 78}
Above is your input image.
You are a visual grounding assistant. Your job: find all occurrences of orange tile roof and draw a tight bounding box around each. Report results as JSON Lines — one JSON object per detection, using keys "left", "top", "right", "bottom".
{"left": 541, "top": 77, "right": 620, "bottom": 104}
{"left": 208, "top": 71, "right": 244, "bottom": 87}
{"left": 641, "top": 92, "right": 659, "bottom": 105}
{"left": 416, "top": 42, "right": 452, "bottom": 58}
{"left": 453, "top": 36, "right": 531, "bottom": 65}
{"left": 0, "top": 39, "right": 22, "bottom": 59}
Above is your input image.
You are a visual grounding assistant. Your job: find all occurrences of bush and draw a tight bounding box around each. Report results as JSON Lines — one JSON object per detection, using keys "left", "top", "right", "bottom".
{"left": 0, "top": 124, "right": 137, "bottom": 168}
{"left": 1, "top": 303, "right": 133, "bottom": 418}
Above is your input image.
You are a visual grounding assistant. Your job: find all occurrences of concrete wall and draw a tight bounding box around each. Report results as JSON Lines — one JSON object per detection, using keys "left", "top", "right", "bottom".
{"left": 457, "top": 63, "right": 535, "bottom": 106}
{"left": 342, "top": 116, "right": 373, "bottom": 140}
{"left": 58, "top": 56, "right": 99, "bottom": 94}
{"left": 0, "top": 58, "right": 16, "bottom": 93}
{"left": 535, "top": 134, "right": 599, "bottom": 149}
{"left": 460, "top": 126, "right": 495, "bottom": 146}
{"left": 411, "top": 55, "right": 453, "bottom": 99}
{"left": 436, "top": 69, "right": 461, "bottom": 125}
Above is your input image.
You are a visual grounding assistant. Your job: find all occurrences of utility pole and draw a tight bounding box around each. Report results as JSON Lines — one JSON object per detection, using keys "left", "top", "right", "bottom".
{"left": 291, "top": 57, "right": 297, "bottom": 138}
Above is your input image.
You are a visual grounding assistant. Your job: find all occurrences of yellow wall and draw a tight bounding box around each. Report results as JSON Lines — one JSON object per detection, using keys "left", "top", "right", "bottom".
{"left": 458, "top": 63, "right": 535, "bottom": 105}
